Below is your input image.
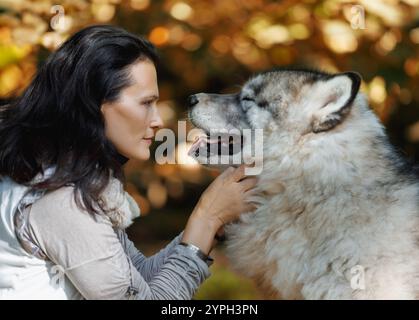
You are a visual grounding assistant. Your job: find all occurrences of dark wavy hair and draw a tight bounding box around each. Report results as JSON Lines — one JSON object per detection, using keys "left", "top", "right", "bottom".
{"left": 0, "top": 25, "right": 158, "bottom": 216}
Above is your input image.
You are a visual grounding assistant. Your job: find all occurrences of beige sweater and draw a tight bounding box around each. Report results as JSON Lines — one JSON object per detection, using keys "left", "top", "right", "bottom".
{"left": 17, "top": 180, "right": 211, "bottom": 299}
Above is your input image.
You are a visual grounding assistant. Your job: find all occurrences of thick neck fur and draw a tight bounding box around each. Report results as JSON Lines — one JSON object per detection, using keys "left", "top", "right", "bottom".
{"left": 257, "top": 94, "right": 418, "bottom": 217}
{"left": 225, "top": 93, "right": 419, "bottom": 300}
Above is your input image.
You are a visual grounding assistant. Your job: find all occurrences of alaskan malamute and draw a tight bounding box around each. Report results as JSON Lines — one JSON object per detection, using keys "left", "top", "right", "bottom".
{"left": 188, "top": 68, "right": 419, "bottom": 299}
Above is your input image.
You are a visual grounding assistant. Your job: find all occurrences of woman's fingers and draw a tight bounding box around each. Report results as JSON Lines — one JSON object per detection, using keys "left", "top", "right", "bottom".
{"left": 242, "top": 200, "right": 257, "bottom": 213}
{"left": 196, "top": 163, "right": 260, "bottom": 227}
{"left": 238, "top": 177, "right": 258, "bottom": 191}
{"left": 244, "top": 188, "right": 260, "bottom": 209}
{"left": 230, "top": 163, "right": 257, "bottom": 182}
{"left": 219, "top": 166, "right": 235, "bottom": 179}
{"left": 230, "top": 164, "right": 246, "bottom": 182}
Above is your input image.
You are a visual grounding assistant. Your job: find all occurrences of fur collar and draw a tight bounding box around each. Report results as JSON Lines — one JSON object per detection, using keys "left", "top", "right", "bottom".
{"left": 99, "top": 176, "right": 140, "bottom": 229}
{"left": 33, "top": 165, "right": 140, "bottom": 230}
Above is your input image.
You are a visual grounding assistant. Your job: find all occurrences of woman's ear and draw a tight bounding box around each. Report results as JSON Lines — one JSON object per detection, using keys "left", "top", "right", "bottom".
{"left": 310, "top": 72, "right": 361, "bottom": 133}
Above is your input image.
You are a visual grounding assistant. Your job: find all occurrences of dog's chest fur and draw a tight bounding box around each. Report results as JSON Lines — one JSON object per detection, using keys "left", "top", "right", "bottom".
{"left": 224, "top": 166, "right": 419, "bottom": 299}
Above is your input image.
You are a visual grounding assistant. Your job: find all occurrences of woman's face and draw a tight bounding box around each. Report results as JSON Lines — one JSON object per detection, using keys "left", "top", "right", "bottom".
{"left": 101, "top": 59, "right": 163, "bottom": 161}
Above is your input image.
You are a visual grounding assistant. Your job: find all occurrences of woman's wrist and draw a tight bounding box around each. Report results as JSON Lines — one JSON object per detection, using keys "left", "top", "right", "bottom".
{"left": 181, "top": 209, "right": 221, "bottom": 255}
{"left": 192, "top": 203, "right": 224, "bottom": 230}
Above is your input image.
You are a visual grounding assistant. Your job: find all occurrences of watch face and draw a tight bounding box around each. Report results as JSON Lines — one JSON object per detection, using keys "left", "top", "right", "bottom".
{"left": 179, "top": 242, "right": 208, "bottom": 261}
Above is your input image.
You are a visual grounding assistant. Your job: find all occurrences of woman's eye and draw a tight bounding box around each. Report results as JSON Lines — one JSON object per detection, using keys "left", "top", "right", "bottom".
{"left": 142, "top": 100, "right": 154, "bottom": 107}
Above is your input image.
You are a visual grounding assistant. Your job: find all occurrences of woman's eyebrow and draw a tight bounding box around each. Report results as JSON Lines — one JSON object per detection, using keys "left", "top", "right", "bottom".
{"left": 140, "top": 94, "right": 159, "bottom": 100}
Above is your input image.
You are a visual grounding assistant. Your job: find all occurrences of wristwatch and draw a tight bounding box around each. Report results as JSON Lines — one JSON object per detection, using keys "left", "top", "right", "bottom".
{"left": 179, "top": 242, "right": 214, "bottom": 266}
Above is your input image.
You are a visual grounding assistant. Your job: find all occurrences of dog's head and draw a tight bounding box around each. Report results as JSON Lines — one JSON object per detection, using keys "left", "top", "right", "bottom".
{"left": 188, "top": 68, "right": 363, "bottom": 171}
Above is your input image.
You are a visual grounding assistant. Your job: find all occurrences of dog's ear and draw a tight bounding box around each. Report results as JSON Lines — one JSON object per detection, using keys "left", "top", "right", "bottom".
{"left": 310, "top": 72, "right": 361, "bottom": 133}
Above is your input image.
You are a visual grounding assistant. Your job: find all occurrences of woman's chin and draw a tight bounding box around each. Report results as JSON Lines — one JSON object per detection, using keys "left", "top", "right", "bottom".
{"left": 122, "top": 140, "right": 153, "bottom": 161}
{"left": 129, "top": 148, "right": 150, "bottom": 161}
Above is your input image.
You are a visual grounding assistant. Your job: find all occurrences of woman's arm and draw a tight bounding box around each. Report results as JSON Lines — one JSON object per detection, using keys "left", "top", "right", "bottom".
{"left": 120, "top": 230, "right": 186, "bottom": 282}
{"left": 26, "top": 165, "right": 256, "bottom": 299}
{"left": 63, "top": 234, "right": 211, "bottom": 300}
{"left": 123, "top": 165, "right": 256, "bottom": 281}
{"left": 27, "top": 186, "right": 210, "bottom": 300}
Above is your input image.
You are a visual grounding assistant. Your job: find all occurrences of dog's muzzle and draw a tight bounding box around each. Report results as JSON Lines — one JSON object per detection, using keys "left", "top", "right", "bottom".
{"left": 188, "top": 133, "right": 244, "bottom": 159}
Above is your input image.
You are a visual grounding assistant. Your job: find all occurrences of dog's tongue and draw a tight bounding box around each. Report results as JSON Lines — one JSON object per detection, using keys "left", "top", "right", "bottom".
{"left": 188, "top": 136, "right": 205, "bottom": 157}
{"left": 188, "top": 135, "right": 218, "bottom": 158}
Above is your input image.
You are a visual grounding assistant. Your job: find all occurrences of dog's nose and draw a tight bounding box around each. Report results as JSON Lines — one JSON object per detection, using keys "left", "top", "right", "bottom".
{"left": 187, "top": 95, "right": 199, "bottom": 108}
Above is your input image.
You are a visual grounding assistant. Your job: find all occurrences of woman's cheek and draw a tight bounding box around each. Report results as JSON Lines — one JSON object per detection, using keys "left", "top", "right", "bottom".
{"left": 136, "top": 110, "right": 150, "bottom": 138}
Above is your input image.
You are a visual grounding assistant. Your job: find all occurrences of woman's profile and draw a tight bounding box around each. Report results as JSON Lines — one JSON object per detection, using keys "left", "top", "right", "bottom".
{"left": 0, "top": 25, "right": 257, "bottom": 300}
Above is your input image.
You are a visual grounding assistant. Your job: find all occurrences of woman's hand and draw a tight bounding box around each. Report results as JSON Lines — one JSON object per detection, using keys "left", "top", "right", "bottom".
{"left": 194, "top": 164, "right": 258, "bottom": 229}
{"left": 181, "top": 164, "right": 258, "bottom": 255}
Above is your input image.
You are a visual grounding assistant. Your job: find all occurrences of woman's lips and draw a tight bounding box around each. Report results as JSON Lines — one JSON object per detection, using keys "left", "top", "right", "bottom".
{"left": 142, "top": 137, "right": 153, "bottom": 145}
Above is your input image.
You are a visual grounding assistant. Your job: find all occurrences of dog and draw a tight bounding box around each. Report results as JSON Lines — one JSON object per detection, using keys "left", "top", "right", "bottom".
{"left": 187, "top": 68, "right": 419, "bottom": 299}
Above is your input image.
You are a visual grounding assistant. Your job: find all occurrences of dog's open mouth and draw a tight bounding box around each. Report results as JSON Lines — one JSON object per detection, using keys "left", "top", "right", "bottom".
{"left": 188, "top": 132, "right": 244, "bottom": 159}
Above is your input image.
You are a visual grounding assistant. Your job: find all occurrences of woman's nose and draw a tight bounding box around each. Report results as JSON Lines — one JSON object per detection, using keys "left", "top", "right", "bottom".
{"left": 151, "top": 106, "right": 164, "bottom": 129}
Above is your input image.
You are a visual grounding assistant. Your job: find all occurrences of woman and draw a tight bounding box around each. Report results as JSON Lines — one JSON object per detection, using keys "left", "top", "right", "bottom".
{"left": 0, "top": 25, "right": 257, "bottom": 299}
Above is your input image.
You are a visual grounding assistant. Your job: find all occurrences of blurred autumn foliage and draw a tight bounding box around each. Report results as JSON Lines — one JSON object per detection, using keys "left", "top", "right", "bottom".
{"left": 1, "top": 0, "right": 419, "bottom": 299}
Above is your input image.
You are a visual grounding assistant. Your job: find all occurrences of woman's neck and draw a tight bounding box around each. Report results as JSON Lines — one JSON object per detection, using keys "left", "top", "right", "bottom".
{"left": 115, "top": 152, "right": 129, "bottom": 166}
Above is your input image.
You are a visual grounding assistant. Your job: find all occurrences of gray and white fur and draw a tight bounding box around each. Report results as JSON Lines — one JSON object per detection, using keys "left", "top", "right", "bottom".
{"left": 188, "top": 68, "right": 419, "bottom": 299}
